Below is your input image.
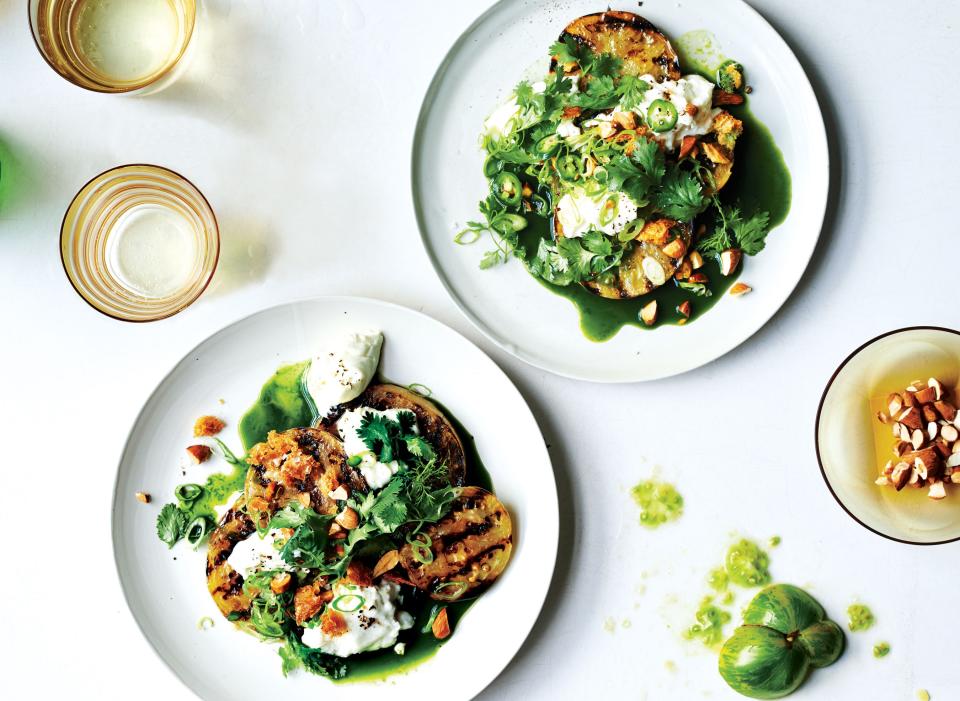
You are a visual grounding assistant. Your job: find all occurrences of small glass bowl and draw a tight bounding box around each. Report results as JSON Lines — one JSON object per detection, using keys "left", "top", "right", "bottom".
{"left": 816, "top": 326, "right": 960, "bottom": 545}
{"left": 60, "top": 164, "right": 219, "bottom": 322}
{"left": 28, "top": 0, "right": 197, "bottom": 95}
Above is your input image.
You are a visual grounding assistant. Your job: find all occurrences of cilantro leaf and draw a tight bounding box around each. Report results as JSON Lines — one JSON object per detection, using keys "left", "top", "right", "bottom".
{"left": 366, "top": 477, "right": 408, "bottom": 533}
{"left": 515, "top": 80, "right": 535, "bottom": 109}
{"left": 616, "top": 75, "right": 650, "bottom": 111}
{"left": 157, "top": 503, "right": 188, "bottom": 548}
{"left": 733, "top": 210, "right": 771, "bottom": 255}
{"left": 549, "top": 36, "right": 593, "bottom": 69}
{"left": 654, "top": 167, "right": 709, "bottom": 221}
{"left": 405, "top": 436, "right": 436, "bottom": 461}
{"left": 605, "top": 139, "right": 664, "bottom": 206}
{"left": 280, "top": 515, "right": 334, "bottom": 569}
{"left": 591, "top": 53, "right": 623, "bottom": 79}
{"left": 529, "top": 235, "right": 623, "bottom": 286}
{"left": 697, "top": 205, "right": 771, "bottom": 256}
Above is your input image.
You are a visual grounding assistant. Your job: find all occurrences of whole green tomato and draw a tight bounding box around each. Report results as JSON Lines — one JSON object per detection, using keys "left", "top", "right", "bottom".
{"left": 719, "top": 584, "right": 844, "bottom": 699}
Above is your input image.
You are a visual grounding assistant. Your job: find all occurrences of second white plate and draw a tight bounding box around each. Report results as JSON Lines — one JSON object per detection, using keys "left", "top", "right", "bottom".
{"left": 413, "top": 0, "right": 828, "bottom": 382}
{"left": 112, "top": 297, "right": 557, "bottom": 700}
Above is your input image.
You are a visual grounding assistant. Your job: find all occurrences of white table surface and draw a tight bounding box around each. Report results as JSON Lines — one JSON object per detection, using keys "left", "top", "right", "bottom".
{"left": 2, "top": 1, "right": 959, "bottom": 699}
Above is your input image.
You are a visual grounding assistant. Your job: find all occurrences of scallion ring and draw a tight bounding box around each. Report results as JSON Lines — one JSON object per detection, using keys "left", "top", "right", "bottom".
{"left": 583, "top": 178, "right": 606, "bottom": 196}
{"left": 186, "top": 515, "right": 215, "bottom": 548}
{"left": 597, "top": 194, "right": 620, "bottom": 227}
{"left": 197, "top": 616, "right": 215, "bottom": 631}
{"left": 331, "top": 594, "right": 366, "bottom": 613}
{"left": 175, "top": 483, "right": 203, "bottom": 503}
{"left": 347, "top": 454, "right": 363, "bottom": 467}
{"left": 454, "top": 228, "right": 481, "bottom": 245}
{"left": 433, "top": 581, "right": 469, "bottom": 601}
{"left": 407, "top": 383, "right": 433, "bottom": 397}
{"left": 407, "top": 533, "right": 435, "bottom": 565}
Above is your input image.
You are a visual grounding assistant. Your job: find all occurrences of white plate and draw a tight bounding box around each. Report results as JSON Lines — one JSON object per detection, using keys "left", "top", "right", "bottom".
{"left": 112, "top": 297, "right": 557, "bottom": 701}
{"left": 413, "top": 0, "right": 828, "bottom": 382}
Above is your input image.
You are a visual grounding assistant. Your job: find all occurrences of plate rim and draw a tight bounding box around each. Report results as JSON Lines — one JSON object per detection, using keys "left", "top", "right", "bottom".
{"left": 411, "top": 0, "right": 830, "bottom": 384}
{"left": 110, "top": 295, "right": 559, "bottom": 700}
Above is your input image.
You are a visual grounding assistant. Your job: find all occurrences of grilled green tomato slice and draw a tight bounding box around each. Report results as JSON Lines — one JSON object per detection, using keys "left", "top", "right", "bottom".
{"left": 555, "top": 214, "right": 692, "bottom": 299}
{"left": 719, "top": 584, "right": 845, "bottom": 699}
{"left": 399, "top": 487, "right": 513, "bottom": 600}
{"left": 206, "top": 498, "right": 256, "bottom": 620}
{"left": 338, "top": 384, "right": 468, "bottom": 487}
{"left": 244, "top": 427, "right": 355, "bottom": 532}
{"left": 557, "top": 11, "right": 680, "bottom": 81}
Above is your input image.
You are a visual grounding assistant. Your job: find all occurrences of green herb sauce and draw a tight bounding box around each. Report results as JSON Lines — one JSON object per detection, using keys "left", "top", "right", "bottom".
{"left": 685, "top": 596, "right": 732, "bottom": 648}
{"left": 223, "top": 364, "right": 494, "bottom": 683}
{"left": 873, "top": 641, "right": 891, "bottom": 659}
{"left": 238, "top": 361, "right": 314, "bottom": 452}
{"left": 725, "top": 539, "right": 772, "bottom": 588}
{"left": 629, "top": 479, "right": 684, "bottom": 528}
{"left": 847, "top": 603, "right": 875, "bottom": 633}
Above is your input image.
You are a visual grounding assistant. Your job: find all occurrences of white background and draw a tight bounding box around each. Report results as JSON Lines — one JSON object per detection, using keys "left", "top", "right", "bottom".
{"left": 2, "top": 0, "right": 958, "bottom": 699}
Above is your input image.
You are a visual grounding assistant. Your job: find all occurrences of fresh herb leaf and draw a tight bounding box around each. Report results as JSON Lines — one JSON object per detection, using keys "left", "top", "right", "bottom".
{"left": 591, "top": 53, "right": 623, "bottom": 79}
{"left": 732, "top": 210, "right": 771, "bottom": 255}
{"left": 678, "top": 281, "right": 713, "bottom": 297}
{"left": 654, "top": 167, "right": 709, "bottom": 221}
{"left": 528, "top": 234, "right": 623, "bottom": 286}
{"left": 697, "top": 205, "right": 771, "bottom": 256}
{"left": 365, "top": 477, "right": 408, "bottom": 533}
{"left": 549, "top": 36, "right": 593, "bottom": 69}
{"left": 156, "top": 503, "right": 188, "bottom": 548}
{"left": 616, "top": 75, "right": 650, "bottom": 112}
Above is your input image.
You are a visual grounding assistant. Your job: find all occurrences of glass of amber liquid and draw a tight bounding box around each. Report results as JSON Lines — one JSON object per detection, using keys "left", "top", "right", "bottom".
{"left": 60, "top": 164, "right": 219, "bottom": 322}
{"left": 29, "top": 0, "right": 197, "bottom": 94}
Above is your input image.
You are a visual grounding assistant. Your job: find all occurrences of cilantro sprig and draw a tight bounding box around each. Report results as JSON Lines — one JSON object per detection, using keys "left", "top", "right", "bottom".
{"left": 697, "top": 205, "right": 771, "bottom": 256}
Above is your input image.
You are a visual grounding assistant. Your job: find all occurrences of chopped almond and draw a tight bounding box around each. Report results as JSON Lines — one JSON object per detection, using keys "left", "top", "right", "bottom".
{"left": 677, "top": 301, "right": 691, "bottom": 319}
{"left": 934, "top": 400, "right": 957, "bottom": 422}
{"left": 719, "top": 249, "right": 741, "bottom": 276}
{"left": 678, "top": 135, "right": 698, "bottom": 159}
{"left": 135, "top": 492, "right": 151, "bottom": 504}
{"left": 688, "top": 251, "right": 704, "bottom": 270}
{"left": 688, "top": 272, "right": 709, "bottom": 284}
{"left": 373, "top": 550, "right": 401, "bottom": 578}
{"left": 914, "top": 386, "right": 938, "bottom": 404}
{"left": 612, "top": 111, "right": 636, "bottom": 130}
{"left": 640, "top": 300, "right": 658, "bottom": 326}
{"left": 193, "top": 415, "right": 225, "bottom": 437}
{"left": 562, "top": 106, "right": 581, "bottom": 120}
{"left": 729, "top": 282, "right": 752, "bottom": 296}
{"left": 186, "top": 444, "right": 212, "bottom": 464}
{"left": 335, "top": 507, "right": 359, "bottom": 530}
{"left": 432, "top": 608, "right": 452, "bottom": 640}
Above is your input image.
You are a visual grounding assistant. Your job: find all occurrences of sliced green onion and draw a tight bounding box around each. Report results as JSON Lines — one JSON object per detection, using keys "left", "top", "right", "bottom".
{"left": 407, "top": 533, "right": 434, "bottom": 565}
{"left": 530, "top": 193, "right": 550, "bottom": 215}
{"left": 186, "top": 516, "right": 215, "bottom": 548}
{"left": 226, "top": 611, "right": 243, "bottom": 622}
{"left": 583, "top": 178, "right": 606, "bottom": 196}
{"left": 175, "top": 483, "right": 203, "bottom": 503}
{"left": 597, "top": 194, "right": 619, "bottom": 227}
{"left": 331, "top": 594, "right": 366, "bottom": 613}
{"left": 421, "top": 604, "right": 442, "bottom": 634}
{"left": 407, "top": 383, "right": 432, "bottom": 397}
{"left": 454, "top": 228, "right": 481, "bottom": 245}
{"left": 347, "top": 455, "right": 363, "bottom": 467}
{"left": 433, "top": 581, "right": 469, "bottom": 601}
{"left": 197, "top": 616, "right": 215, "bottom": 631}
{"left": 482, "top": 155, "right": 501, "bottom": 178}
{"left": 592, "top": 166, "right": 608, "bottom": 184}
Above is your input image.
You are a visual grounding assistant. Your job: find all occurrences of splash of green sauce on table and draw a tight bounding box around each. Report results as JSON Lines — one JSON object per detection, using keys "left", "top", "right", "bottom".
{"left": 630, "top": 479, "right": 684, "bottom": 528}
{"left": 847, "top": 603, "right": 875, "bottom": 632}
